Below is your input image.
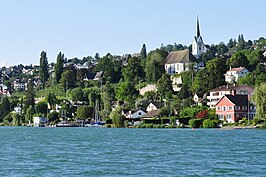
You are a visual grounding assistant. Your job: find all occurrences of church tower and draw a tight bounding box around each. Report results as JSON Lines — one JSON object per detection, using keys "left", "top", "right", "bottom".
{"left": 192, "top": 16, "right": 206, "bottom": 58}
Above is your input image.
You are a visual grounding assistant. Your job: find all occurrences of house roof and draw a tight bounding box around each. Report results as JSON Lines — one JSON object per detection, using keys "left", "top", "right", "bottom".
{"left": 150, "top": 101, "right": 161, "bottom": 108}
{"left": 209, "top": 85, "right": 254, "bottom": 92}
{"left": 227, "top": 67, "right": 249, "bottom": 73}
{"left": 165, "top": 50, "right": 196, "bottom": 64}
{"left": 124, "top": 109, "right": 145, "bottom": 115}
{"left": 142, "top": 110, "right": 160, "bottom": 119}
{"left": 216, "top": 95, "right": 248, "bottom": 106}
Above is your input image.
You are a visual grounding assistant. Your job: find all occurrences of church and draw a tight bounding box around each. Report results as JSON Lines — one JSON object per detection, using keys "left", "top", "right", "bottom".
{"left": 164, "top": 17, "right": 207, "bottom": 91}
{"left": 192, "top": 17, "right": 207, "bottom": 58}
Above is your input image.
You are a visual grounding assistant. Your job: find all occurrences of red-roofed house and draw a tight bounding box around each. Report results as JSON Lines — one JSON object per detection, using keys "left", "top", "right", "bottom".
{"left": 215, "top": 94, "right": 255, "bottom": 123}
{"left": 224, "top": 67, "right": 250, "bottom": 83}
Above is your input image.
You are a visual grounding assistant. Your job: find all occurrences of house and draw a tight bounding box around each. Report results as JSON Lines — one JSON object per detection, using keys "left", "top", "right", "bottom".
{"left": 125, "top": 109, "right": 146, "bottom": 119}
{"left": 146, "top": 101, "right": 161, "bottom": 112}
{"left": 164, "top": 49, "right": 197, "bottom": 91}
{"left": 141, "top": 110, "right": 161, "bottom": 119}
{"left": 94, "top": 71, "right": 103, "bottom": 80}
{"left": 139, "top": 84, "right": 157, "bottom": 96}
{"left": 215, "top": 94, "right": 255, "bottom": 123}
{"left": 207, "top": 85, "right": 254, "bottom": 108}
{"left": 124, "top": 109, "right": 146, "bottom": 126}
{"left": 83, "top": 72, "right": 96, "bottom": 81}
{"left": 224, "top": 67, "right": 250, "bottom": 83}
{"left": 193, "top": 93, "right": 206, "bottom": 105}
{"left": 0, "top": 84, "right": 10, "bottom": 96}
{"left": 14, "top": 106, "right": 22, "bottom": 114}
{"left": 33, "top": 116, "right": 47, "bottom": 127}
{"left": 12, "top": 79, "right": 26, "bottom": 91}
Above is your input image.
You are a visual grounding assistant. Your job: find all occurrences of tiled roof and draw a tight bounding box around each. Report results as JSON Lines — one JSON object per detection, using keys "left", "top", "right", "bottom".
{"left": 209, "top": 85, "right": 254, "bottom": 92}
{"left": 165, "top": 50, "right": 196, "bottom": 64}
{"left": 225, "top": 95, "right": 248, "bottom": 106}
{"left": 142, "top": 110, "right": 160, "bottom": 119}
{"left": 227, "top": 67, "right": 248, "bottom": 72}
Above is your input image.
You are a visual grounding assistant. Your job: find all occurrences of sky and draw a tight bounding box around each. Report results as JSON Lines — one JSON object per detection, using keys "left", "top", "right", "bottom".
{"left": 0, "top": 0, "right": 265, "bottom": 66}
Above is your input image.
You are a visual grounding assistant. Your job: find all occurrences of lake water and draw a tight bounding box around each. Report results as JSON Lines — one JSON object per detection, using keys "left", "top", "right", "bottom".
{"left": 0, "top": 127, "right": 265, "bottom": 177}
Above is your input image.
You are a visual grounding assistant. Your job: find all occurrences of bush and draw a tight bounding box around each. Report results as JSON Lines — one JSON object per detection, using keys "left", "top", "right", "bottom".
{"left": 165, "top": 124, "right": 177, "bottom": 128}
{"left": 203, "top": 119, "right": 218, "bottom": 128}
{"left": 259, "top": 123, "right": 266, "bottom": 129}
{"left": 252, "top": 117, "right": 264, "bottom": 125}
{"left": 189, "top": 118, "right": 203, "bottom": 128}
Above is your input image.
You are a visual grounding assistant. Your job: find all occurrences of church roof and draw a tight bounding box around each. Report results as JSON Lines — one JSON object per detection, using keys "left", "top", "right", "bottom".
{"left": 165, "top": 49, "right": 197, "bottom": 64}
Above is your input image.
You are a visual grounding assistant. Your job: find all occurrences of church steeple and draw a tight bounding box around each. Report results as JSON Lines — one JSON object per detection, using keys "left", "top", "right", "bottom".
{"left": 196, "top": 16, "right": 200, "bottom": 38}
{"left": 192, "top": 16, "right": 205, "bottom": 59}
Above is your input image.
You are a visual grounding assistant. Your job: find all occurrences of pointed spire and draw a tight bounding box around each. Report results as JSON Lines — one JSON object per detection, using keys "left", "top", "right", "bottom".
{"left": 196, "top": 16, "right": 200, "bottom": 38}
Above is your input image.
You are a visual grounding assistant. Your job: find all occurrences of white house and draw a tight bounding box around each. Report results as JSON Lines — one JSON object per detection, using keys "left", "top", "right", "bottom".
{"left": 164, "top": 49, "right": 197, "bottom": 91}
{"left": 125, "top": 109, "right": 146, "bottom": 119}
{"left": 146, "top": 102, "right": 161, "bottom": 112}
{"left": 224, "top": 67, "right": 250, "bottom": 83}
{"left": 33, "top": 116, "right": 47, "bottom": 127}
{"left": 14, "top": 106, "right": 22, "bottom": 114}
{"left": 207, "top": 85, "right": 254, "bottom": 108}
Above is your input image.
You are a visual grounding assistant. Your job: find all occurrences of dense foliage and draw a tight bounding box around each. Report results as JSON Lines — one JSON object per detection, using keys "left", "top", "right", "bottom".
{"left": 1, "top": 35, "right": 266, "bottom": 127}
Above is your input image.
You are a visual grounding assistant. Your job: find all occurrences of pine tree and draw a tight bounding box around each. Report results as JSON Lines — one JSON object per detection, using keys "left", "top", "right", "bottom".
{"left": 140, "top": 44, "right": 147, "bottom": 60}
{"left": 39, "top": 51, "right": 49, "bottom": 88}
{"left": 54, "top": 52, "right": 64, "bottom": 83}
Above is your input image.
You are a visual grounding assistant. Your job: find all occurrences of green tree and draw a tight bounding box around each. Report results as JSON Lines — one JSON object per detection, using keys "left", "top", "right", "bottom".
{"left": 25, "top": 105, "right": 35, "bottom": 124}
{"left": 216, "top": 42, "right": 228, "bottom": 55}
{"left": 47, "top": 93, "right": 57, "bottom": 110}
{"left": 241, "top": 49, "right": 264, "bottom": 71}
{"left": 35, "top": 101, "right": 48, "bottom": 116}
{"left": 76, "top": 106, "right": 93, "bottom": 119}
{"left": 110, "top": 106, "right": 124, "bottom": 128}
{"left": 140, "top": 44, "right": 147, "bottom": 60}
{"left": 203, "top": 119, "right": 218, "bottom": 128}
{"left": 47, "top": 111, "right": 59, "bottom": 124}
{"left": 23, "top": 80, "right": 35, "bottom": 114}
{"left": 70, "top": 87, "right": 84, "bottom": 101}
{"left": 115, "top": 81, "right": 138, "bottom": 103}
{"left": 156, "top": 74, "right": 173, "bottom": 101}
{"left": 60, "top": 70, "right": 76, "bottom": 92}
{"left": 39, "top": 51, "right": 49, "bottom": 88}
{"left": 237, "top": 34, "right": 246, "bottom": 51}
{"left": 54, "top": 52, "right": 64, "bottom": 83}
{"left": 145, "top": 49, "right": 166, "bottom": 83}
{"left": 192, "top": 68, "right": 210, "bottom": 95}
{"left": 122, "top": 57, "right": 144, "bottom": 84}
{"left": 206, "top": 57, "right": 228, "bottom": 89}
{"left": 226, "top": 52, "right": 249, "bottom": 68}
{"left": 76, "top": 68, "right": 88, "bottom": 81}
{"left": 94, "top": 53, "right": 122, "bottom": 83}
{"left": 227, "top": 38, "right": 237, "bottom": 48}
{"left": 1, "top": 97, "right": 11, "bottom": 118}
{"left": 252, "top": 83, "right": 266, "bottom": 120}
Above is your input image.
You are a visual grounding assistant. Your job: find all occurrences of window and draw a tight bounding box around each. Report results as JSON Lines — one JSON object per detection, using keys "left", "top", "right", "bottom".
{"left": 242, "top": 106, "right": 247, "bottom": 110}
{"left": 236, "top": 114, "right": 239, "bottom": 118}
{"left": 226, "top": 114, "right": 232, "bottom": 120}
{"left": 218, "top": 115, "right": 223, "bottom": 120}
{"left": 228, "top": 106, "right": 233, "bottom": 110}
{"left": 138, "top": 112, "right": 142, "bottom": 116}
{"left": 223, "top": 106, "right": 227, "bottom": 111}
{"left": 217, "top": 106, "right": 221, "bottom": 111}
{"left": 236, "top": 106, "right": 240, "bottom": 110}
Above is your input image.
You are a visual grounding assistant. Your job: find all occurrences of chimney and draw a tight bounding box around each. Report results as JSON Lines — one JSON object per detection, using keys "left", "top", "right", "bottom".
{"left": 231, "top": 89, "right": 236, "bottom": 96}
